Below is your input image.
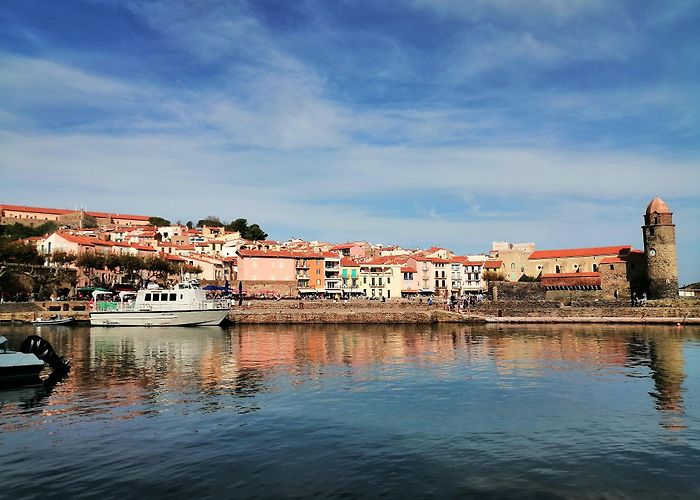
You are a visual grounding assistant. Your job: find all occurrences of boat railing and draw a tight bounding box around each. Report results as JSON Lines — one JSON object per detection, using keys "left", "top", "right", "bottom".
{"left": 94, "top": 299, "right": 230, "bottom": 312}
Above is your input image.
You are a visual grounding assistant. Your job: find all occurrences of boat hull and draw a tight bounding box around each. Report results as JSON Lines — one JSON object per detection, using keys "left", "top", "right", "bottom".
{"left": 33, "top": 318, "right": 75, "bottom": 326}
{"left": 0, "top": 353, "right": 45, "bottom": 384}
{"left": 89, "top": 308, "right": 230, "bottom": 327}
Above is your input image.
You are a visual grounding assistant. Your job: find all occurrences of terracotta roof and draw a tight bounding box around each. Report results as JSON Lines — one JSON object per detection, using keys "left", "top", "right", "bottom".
{"left": 483, "top": 260, "right": 502, "bottom": 269}
{"left": 55, "top": 232, "right": 95, "bottom": 246}
{"left": 340, "top": 257, "right": 359, "bottom": 267}
{"left": 131, "top": 244, "right": 156, "bottom": 251}
{"left": 0, "top": 204, "right": 151, "bottom": 221}
{"left": 237, "top": 249, "right": 296, "bottom": 258}
{"left": 1, "top": 204, "right": 68, "bottom": 215}
{"left": 362, "top": 255, "right": 412, "bottom": 266}
{"left": 414, "top": 256, "right": 449, "bottom": 263}
{"left": 600, "top": 256, "right": 625, "bottom": 264}
{"left": 88, "top": 211, "right": 151, "bottom": 221}
{"left": 451, "top": 256, "right": 485, "bottom": 266}
{"left": 401, "top": 267, "right": 417, "bottom": 273}
{"left": 162, "top": 253, "right": 187, "bottom": 262}
{"left": 528, "top": 246, "right": 631, "bottom": 260}
{"left": 541, "top": 272, "right": 601, "bottom": 287}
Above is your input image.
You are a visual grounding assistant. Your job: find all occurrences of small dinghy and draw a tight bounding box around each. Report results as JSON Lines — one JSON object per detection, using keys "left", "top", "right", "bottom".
{"left": 0, "top": 335, "right": 70, "bottom": 385}
{"left": 32, "top": 315, "right": 75, "bottom": 326}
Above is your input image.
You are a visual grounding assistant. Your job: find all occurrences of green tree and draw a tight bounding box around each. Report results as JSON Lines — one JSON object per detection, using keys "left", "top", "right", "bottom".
{"left": 0, "top": 239, "right": 44, "bottom": 265}
{"left": 182, "top": 263, "right": 203, "bottom": 276}
{"left": 227, "top": 218, "right": 248, "bottom": 233}
{"left": 197, "top": 216, "right": 223, "bottom": 227}
{"left": 149, "top": 216, "right": 171, "bottom": 227}
{"left": 0, "top": 221, "right": 58, "bottom": 241}
{"left": 49, "top": 251, "right": 77, "bottom": 267}
{"left": 144, "top": 256, "right": 177, "bottom": 283}
{"left": 76, "top": 253, "right": 107, "bottom": 285}
{"left": 244, "top": 223, "right": 268, "bottom": 241}
{"left": 0, "top": 240, "right": 45, "bottom": 298}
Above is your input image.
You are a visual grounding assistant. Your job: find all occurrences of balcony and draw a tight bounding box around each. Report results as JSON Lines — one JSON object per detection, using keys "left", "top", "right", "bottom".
{"left": 296, "top": 261, "right": 309, "bottom": 269}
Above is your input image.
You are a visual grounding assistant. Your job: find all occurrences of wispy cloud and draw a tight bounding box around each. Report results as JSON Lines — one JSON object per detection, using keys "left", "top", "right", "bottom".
{"left": 1, "top": 0, "right": 699, "bottom": 280}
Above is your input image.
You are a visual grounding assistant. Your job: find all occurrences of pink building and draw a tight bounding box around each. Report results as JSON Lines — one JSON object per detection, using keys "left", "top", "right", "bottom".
{"left": 330, "top": 243, "right": 366, "bottom": 259}
{"left": 236, "top": 250, "right": 296, "bottom": 282}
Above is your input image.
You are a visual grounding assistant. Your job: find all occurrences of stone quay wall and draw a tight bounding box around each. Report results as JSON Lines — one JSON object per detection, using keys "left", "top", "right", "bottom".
{"left": 2, "top": 298, "right": 699, "bottom": 325}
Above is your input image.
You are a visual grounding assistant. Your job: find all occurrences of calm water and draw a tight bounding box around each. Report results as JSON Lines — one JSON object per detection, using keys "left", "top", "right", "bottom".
{"left": 1, "top": 323, "right": 700, "bottom": 499}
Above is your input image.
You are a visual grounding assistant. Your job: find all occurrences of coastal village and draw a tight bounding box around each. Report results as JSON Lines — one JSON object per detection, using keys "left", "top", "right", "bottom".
{"left": 0, "top": 197, "right": 687, "bottom": 306}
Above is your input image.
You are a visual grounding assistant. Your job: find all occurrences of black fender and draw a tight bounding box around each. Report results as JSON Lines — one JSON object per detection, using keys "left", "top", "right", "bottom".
{"left": 20, "top": 335, "right": 70, "bottom": 374}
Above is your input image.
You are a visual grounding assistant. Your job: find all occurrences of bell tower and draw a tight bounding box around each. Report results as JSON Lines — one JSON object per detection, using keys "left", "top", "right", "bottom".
{"left": 642, "top": 197, "right": 678, "bottom": 299}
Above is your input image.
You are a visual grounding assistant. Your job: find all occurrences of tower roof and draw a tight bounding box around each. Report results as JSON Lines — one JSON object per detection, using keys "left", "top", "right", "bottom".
{"left": 646, "top": 197, "right": 671, "bottom": 215}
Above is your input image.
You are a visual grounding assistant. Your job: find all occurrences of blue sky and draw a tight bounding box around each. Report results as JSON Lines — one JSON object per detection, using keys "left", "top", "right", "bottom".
{"left": 1, "top": 0, "right": 699, "bottom": 282}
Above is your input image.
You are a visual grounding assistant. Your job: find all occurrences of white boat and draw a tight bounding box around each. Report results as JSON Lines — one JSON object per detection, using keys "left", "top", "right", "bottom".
{"left": 89, "top": 280, "right": 231, "bottom": 327}
{"left": 0, "top": 336, "right": 46, "bottom": 384}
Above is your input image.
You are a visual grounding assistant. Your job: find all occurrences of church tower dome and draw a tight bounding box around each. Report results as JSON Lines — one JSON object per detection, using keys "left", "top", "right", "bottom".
{"left": 642, "top": 196, "right": 678, "bottom": 299}
{"left": 646, "top": 196, "right": 671, "bottom": 216}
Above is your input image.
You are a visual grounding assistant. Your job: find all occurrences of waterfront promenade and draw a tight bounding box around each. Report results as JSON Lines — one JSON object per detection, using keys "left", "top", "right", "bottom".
{"left": 2, "top": 299, "right": 699, "bottom": 325}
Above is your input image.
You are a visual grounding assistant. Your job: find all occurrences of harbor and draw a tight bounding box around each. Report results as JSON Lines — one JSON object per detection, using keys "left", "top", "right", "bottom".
{"left": 1, "top": 323, "right": 699, "bottom": 498}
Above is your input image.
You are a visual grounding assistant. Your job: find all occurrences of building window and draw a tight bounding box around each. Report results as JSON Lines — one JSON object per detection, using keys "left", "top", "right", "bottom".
{"left": 555, "top": 265, "right": 561, "bottom": 274}
{"left": 593, "top": 264, "right": 598, "bottom": 272}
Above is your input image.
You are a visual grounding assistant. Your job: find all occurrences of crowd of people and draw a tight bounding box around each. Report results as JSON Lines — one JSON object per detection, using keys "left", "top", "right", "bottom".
{"left": 631, "top": 292, "right": 648, "bottom": 307}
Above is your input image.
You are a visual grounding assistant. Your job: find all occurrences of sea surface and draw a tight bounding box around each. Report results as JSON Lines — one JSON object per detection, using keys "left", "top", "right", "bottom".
{"left": 1, "top": 323, "right": 699, "bottom": 499}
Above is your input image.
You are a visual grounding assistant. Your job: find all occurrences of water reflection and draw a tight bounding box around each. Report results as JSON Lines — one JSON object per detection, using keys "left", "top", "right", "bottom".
{"left": 0, "top": 324, "right": 696, "bottom": 431}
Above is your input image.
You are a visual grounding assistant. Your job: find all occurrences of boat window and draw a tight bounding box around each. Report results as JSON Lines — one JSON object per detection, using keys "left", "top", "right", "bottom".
{"left": 161, "top": 293, "right": 168, "bottom": 301}
{"left": 145, "top": 293, "right": 151, "bottom": 301}
{"left": 152, "top": 294, "right": 160, "bottom": 301}
{"left": 170, "top": 293, "right": 177, "bottom": 301}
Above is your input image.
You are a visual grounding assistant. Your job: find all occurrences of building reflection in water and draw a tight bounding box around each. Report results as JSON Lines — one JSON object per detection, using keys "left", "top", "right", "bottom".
{"left": 2, "top": 324, "right": 692, "bottom": 431}
{"left": 647, "top": 332, "right": 687, "bottom": 431}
